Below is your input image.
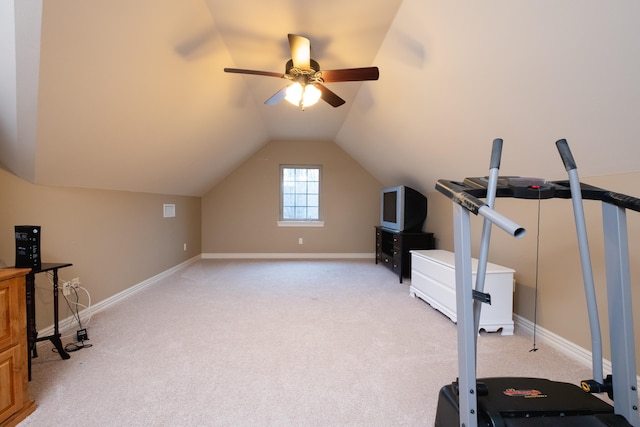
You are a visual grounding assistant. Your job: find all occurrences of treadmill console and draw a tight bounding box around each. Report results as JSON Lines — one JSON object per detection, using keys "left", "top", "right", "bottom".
{"left": 464, "top": 176, "right": 558, "bottom": 199}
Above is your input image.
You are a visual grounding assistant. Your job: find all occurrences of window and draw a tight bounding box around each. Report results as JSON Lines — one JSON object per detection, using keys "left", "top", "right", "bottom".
{"left": 279, "top": 165, "right": 323, "bottom": 226}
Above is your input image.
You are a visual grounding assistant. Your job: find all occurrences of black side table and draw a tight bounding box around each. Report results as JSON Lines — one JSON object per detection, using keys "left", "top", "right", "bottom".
{"left": 24, "top": 262, "right": 73, "bottom": 380}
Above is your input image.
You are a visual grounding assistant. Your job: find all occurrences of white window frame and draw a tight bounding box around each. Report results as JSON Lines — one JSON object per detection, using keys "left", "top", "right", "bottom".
{"left": 277, "top": 165, "right": 324, "bottom": 227}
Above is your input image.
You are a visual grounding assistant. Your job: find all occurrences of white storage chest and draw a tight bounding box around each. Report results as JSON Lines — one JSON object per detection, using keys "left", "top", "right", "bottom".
{"left": 410, "top": 249, "right": 515, "bottom": 335}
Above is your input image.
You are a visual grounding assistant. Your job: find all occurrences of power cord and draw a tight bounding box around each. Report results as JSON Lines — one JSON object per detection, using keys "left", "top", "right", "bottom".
{"left": 52, "top": 339, "right": 92, "bottom": 354}
{"left": 43, "top": 272, "right": 94, "bottom": 353}
{"left": 62, "top": 286, "right": 92, "bottom": 352}
{"left": 63, "top": 339, "right": 92, "bottom": 353}
{"left": 530, "top": 187, "right": 542, "bottom": 353}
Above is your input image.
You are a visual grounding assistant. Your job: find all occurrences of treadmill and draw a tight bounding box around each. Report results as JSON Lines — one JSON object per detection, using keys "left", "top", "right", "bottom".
{"left": 433, "top": 139, "right": 640, "bottom": 427}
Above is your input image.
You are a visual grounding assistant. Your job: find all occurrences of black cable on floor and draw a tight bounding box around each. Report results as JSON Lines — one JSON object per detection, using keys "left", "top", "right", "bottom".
{"left": 64, "top": 340, "right": 92, "bottom": 352}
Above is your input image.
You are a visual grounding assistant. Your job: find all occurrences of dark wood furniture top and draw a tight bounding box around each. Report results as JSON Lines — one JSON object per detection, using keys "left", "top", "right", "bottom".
{"left": 375, "top": 226, "right": 435, "bottom": 283}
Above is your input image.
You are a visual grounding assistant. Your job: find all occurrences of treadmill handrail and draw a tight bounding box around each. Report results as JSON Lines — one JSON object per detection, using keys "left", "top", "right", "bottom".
{"left": 437, "top": 178, "right": 640, "bottom": 213}
{"left": 435, "top": 179, "right": 525, "bottom": 238}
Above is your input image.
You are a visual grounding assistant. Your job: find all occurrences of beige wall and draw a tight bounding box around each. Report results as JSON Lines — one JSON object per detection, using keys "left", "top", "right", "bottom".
{"left": 4, "top": 142, "right": 639, "bottom": 375}
{"left": 0, "top": 168, "right": 201, "bottom": 331}
{"left": 202, "top": 140, "right": 383, "bottom": 254}
{"left": 427, "top": 172, "right": 640, "bottom": 372}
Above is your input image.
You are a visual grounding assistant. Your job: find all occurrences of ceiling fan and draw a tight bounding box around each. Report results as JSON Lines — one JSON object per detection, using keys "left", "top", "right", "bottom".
{"left": 224, "top": 34, "right": 379, "bottom": 109}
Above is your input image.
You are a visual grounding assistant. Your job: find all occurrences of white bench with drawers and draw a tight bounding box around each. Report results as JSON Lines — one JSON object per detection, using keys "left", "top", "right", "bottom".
{"left": 409, "top": 249, "right": 515, "bottom": 335}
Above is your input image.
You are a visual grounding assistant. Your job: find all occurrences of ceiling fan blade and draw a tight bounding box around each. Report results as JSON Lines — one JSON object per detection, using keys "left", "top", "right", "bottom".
{"left": 265, "top": 87, "right": 288, "bottom": 105}
{"left": 224, "top": 68, "right": 284, "bottom": 78}
{"left": 321, "top": 67, "right": 380, "bottom": 83}
{"left": 288, "top": 34, "right": 311, "bottom": 70}
{"left": 315, "top": 84, "right": 345, "bottom": 108}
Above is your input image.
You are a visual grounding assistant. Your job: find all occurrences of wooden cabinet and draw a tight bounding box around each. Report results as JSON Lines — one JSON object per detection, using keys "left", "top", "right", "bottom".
{"left": 375, "top": 226, "right": 435, "bottom": 283}
{"left": 0, "top": 268, "right": 35, "bottom": 427}
{"left": 410, "top": 250, "right": 515, "bottom": 335}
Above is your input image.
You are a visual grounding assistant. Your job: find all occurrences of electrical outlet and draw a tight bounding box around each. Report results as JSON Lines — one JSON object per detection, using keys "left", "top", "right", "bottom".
{"left": 298, "top": 238, "right": 303, "bottom": 245}
{"left": 62, "top": 281, "right": 71, "bottom": 296}
{"left": 71, "top": 277, "right": 80, "bottom": 288}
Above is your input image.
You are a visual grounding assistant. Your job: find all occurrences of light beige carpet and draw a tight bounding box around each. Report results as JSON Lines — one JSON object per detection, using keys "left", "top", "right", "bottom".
{"left": 21, "top": 259, "right": 598, "bottom": 426}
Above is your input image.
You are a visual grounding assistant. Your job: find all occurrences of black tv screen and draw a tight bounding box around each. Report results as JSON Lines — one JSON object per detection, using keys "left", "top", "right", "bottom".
{"left": 380, "top": 185, "right": 427, "bottom": 232}
{"left": 383, "top": 191, "right": 397, "bottom": 223}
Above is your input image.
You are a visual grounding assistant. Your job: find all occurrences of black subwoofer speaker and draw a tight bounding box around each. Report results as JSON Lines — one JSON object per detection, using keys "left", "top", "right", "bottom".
{"left": 15, "top": 225, "right": 41, "bottom": 269}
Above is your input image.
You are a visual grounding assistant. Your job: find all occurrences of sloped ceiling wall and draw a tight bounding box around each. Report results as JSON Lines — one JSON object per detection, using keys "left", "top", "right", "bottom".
{"left": 337, "top": 0, "right": 640, "bottom": 195}
{"left": 1, "top": 0, "right": 639, "bottom": 197}
{"left": 33, "top": 0, "right": 268, "bottom": 196}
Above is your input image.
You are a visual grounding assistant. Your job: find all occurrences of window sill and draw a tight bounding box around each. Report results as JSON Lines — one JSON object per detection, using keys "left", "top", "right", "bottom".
{"left": 277, "top": 221, "right": 325, "bottom": 227}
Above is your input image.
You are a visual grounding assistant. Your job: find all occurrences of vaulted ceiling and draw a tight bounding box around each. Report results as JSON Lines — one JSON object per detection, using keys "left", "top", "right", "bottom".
{"left": 2, "top": 0, "right": 640, "bottom": 197}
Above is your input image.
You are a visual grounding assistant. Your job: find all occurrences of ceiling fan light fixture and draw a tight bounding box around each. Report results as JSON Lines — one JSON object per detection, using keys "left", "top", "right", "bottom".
{"left": 285, "top": 82, "right": 303, "bottom": 105}
{"left": 285, "top": 83, "right": 321, "bottom": 109}
{"left": 224, "top": 34, "right": 378, "bottom": 108}
{"left": 302, "top": 84, "right": 321, "bottom": 107}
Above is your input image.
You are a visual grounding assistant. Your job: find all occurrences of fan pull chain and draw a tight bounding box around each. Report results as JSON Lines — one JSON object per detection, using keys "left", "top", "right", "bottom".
{"left": 530, "top": 187, "right": 542, "bottom": 352}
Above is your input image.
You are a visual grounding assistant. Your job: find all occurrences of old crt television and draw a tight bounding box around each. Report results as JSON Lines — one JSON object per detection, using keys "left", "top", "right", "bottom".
{"left": 380, "top": 186, "right": 427, "bottom": 233}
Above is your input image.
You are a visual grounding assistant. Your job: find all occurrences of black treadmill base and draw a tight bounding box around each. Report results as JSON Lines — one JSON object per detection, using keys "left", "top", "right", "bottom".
{"left": 435, "top": 377, "right": 632, "bottom": 427}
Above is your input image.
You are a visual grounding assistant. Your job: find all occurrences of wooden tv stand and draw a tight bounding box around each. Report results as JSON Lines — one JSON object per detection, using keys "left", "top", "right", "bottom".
{"left": 375, "top": 226, "right": 435, "bottom": 283}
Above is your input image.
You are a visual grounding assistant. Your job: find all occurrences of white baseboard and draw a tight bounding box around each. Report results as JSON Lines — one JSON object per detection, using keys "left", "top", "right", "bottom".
{"left": 202, "top": 252, "right": 375, "bottom": 259}
{"left": 514, "top": 314, "right": 640, "bottom": 385}
{"left": 514, "top": 314, "right": 600, "bottom": 370}
{"left": 36, "top": 255, "right": 202, "bottom": 338}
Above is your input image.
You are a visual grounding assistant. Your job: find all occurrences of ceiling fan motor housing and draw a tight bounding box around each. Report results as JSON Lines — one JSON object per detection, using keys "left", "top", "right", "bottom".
{"left": 285, "top": 59, "right": 322, "bottom": 84}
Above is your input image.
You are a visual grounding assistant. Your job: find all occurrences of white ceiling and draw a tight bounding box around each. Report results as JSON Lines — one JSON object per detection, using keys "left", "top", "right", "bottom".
{"left": 2, "top": 0, "right": 640, "bottom": 197}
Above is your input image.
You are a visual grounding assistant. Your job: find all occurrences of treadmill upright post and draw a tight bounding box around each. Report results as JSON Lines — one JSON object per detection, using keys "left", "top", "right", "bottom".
{"left": 557, "top": 138, "right": 604, "bottom": 384}
{"left": 473, "top": 139, "right": 503, "bottom": 350}
{"left": 452, "top": 197, "right": 525, "bottom": 427}
{"left": 602, "top": 202, "right": 640, "bottom": 426}
{"left": 452, "top": 202, "right": 478, "bottom": 427}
